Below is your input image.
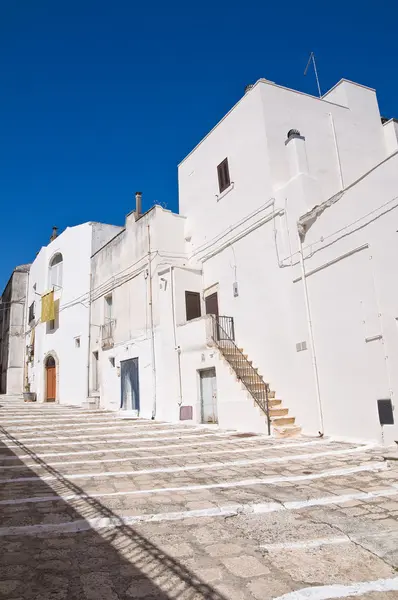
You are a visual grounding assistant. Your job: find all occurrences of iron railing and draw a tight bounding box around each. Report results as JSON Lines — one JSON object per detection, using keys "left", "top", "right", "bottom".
{"left": 101, "top": 319, "right": 115, "bottom": 349}
{"left": 210, "top": 315, "right": 271, "bottom": 435}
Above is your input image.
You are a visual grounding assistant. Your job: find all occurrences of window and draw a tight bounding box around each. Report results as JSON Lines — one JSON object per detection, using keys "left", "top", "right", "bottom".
{"left": 109, "top": 356, "right": 115, "bottom": 367}
{"left": 28, "top": 302, "right": 35, "bottom": 324}
{"left": 104, "top": 295, "right": 113, "bottom": 322}
{"left": 75, "top": 337, "right": 81, "bottom": 348}
{"left": 217, "top": 158, "right": 230, "bottom": 193}
{"left": 185, "top": 291, "right": 201, "bottom": 321}
{"left": 92, "top": 351, "right": 99, "bottom": 391}
{"left": 49, "top": 253, "right": 63, "bottom": 289}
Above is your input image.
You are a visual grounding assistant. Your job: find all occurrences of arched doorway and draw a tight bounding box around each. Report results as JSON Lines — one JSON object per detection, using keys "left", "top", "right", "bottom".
{"left": 45, "top": 355, "right": 56, "bottom": 402}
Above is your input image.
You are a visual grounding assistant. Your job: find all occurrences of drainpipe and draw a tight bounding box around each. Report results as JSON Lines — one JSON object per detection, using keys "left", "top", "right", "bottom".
{"left": 86, "top": 272, "right": 92, "bottom": 399}
{"left": 297, "top": 231, "right": 324, "bottom": 436}
{"left": 170, "top": 266, "right": 183, "bottom": 407}
{"left": 329, "top": 113, "right": 345, "bottom": 191}
{"left": 147, "top": 224, "right": 157, "bottom": 419}
{"left": 22, "top": 268, "right": 30, "bottom": 393}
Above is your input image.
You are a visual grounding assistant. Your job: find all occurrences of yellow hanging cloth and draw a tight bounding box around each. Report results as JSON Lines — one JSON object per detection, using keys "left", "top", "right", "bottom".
{"left": 41, "top": 291, "right": 55, "bottom": 322}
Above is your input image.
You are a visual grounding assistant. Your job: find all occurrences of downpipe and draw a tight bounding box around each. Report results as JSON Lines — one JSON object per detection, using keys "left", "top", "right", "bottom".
{"left": 297, "top": 231, "right": 325, "bottom": 437}
{"left": 147, "top": 224, "right": 157, "bottom": 420}
{"left": 170, "top": 267, "right": 183, "bottom": 408}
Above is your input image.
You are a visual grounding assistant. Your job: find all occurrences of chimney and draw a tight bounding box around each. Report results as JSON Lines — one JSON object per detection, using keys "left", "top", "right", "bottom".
{"left": 50, "top": 226, "right": 58, "bottom": 242}
{"left": 285, "top": 129, "right": 309, "bottom": 177}
{"left": 135, "top": 192, "right": 142, "bottom": 220}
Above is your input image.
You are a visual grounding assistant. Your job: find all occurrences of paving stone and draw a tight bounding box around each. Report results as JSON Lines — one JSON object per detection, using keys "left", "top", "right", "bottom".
{"left": 205, "top": 542, "right": 247, "bottom": 557}
{"left": 221, "top": 555, "right": 270, "bottom": 578}
{"left": 247, "top": 577, "right": 294, "bottom": 600}
{"left": 0, "top": 580, "right": 20, "bottom": 595}
{"left": 80, "top": 572, "right": 120, "bottom": 600}
{"left": 2, "top": 400, "right": 398, "bottom": 600}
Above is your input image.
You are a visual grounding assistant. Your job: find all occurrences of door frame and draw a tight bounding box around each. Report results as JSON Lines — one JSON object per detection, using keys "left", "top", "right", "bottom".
{"left": 43, "top": 350, "right": 59, "bottom": 403}
{"left": 198, "top": 367, "right": 218, "bottom": 424}
{"left": 120, "top": 357, "right": 140, "bottom": 412}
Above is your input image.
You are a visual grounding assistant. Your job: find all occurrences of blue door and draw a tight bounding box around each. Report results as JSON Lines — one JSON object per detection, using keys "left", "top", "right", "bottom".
{"left": 120, "top": 358, "right": 140, "bottom": 411}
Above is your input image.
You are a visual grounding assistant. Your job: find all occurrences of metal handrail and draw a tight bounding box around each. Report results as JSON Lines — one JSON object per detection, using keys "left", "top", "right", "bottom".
{"left": 210, "top": 315, "right": 270, "bottom": 435}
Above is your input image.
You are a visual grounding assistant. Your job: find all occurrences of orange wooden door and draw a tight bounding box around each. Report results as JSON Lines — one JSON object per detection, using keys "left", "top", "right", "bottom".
{"left": 46, "top": 366, "right": 56, "bottom": 401}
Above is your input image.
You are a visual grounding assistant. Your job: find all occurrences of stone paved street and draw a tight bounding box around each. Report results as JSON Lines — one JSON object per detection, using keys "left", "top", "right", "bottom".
{"left": 1, "top": 397, "right": 398, "bottom": 599}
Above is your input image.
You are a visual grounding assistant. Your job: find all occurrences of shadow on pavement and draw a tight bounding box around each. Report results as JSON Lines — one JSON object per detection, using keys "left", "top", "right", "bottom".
{"left": 0, "top": 424, "right": 228, "bottom": 600}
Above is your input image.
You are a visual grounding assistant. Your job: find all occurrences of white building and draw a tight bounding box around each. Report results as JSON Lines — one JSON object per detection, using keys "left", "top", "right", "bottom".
{"left": 34, "top": 75, "right": 397, "bottom": 445}
{"left": 175, "top": 78, "right": 398, "bottom": 443}
{"left": 26, "top": 223, "right": 120, "bottom": 405}
{"left": 0, "top": 264, "right": 30, "bottom": 394}
{"left": 88, "top": 198, "right": 188, "bottom": 418}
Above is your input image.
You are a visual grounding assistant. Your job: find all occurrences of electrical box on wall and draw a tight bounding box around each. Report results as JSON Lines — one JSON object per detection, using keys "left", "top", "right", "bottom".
{"left": 233, "top": 282, "right": 239, "bottom": 297}
{"left": 296, "top": 341, "right": 307, "bottom": 352}
{"left": 377, "top": 399, "right": 394, "bottom": 425}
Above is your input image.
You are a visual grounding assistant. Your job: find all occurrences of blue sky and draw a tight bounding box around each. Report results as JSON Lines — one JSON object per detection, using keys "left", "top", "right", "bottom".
{"left": 1, "top": 0, "right": 397, "bottom": 290}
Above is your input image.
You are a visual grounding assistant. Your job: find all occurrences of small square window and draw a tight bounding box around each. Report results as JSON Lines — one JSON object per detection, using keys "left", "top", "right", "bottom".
{"left": 185, "top": 291, "right": 201, "bottom": 321}
{"left": 217, "top": 158, "right": 231, "bottom": 193}
{"left": 109, "top": 356, "right": 115, "bottom": 367}
{"left": 75, "top": 337, "right": 81, "bottom": 348}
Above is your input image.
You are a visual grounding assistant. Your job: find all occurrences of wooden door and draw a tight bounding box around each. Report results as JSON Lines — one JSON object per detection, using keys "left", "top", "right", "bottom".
{"left": 205, "top": 292, "right": 219, "bottom": 316}
{"left": 46, "top": 365, "right": 56, "bottom": 401}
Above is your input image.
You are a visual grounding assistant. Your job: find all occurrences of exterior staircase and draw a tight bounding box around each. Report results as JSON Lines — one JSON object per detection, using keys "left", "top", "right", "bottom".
{"left": 210, "top": 316, "right": 301, "bottom": 438}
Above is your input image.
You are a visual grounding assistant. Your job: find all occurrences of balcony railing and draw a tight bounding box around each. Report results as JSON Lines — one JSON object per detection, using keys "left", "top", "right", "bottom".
{"left": 101, "top": 319, "right": 115, "bottom": 349}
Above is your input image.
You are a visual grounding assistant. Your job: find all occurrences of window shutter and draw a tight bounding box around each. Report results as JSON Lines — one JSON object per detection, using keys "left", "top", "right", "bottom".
{"left": 217, "top": 158, "right": 230, "bottom": 193}
{"left": 185, "top": 291, "right": 201, "bottom": 321}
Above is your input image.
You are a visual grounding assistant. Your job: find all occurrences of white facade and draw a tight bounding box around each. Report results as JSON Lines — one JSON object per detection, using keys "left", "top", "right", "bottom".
{"left": 89, "top": 206, "right": 187, "bottom": 417}
{"left": 19, "top": 75, "right": 398, "bottom": 444}
{"left": 26, "top": 222, "right": 121, "bottom": 405}
{"left": 176, "top": 78, "right": 398, "bottom": 443}
{"left": 0, "top": 265, "right": 30, "bottom": 394}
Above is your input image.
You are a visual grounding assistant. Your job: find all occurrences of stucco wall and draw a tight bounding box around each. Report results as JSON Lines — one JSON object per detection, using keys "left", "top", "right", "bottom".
{"left": 177, "top": 77, "right": 398, "bottom": 443}
{"left": 89, "top": 206, "right": 187, "bottom": 413}
{"left": 26, "top": 224, "right": 93, "bottom": 405}
{"left": 0, "top": 268, "right": 29, "bottom": 395}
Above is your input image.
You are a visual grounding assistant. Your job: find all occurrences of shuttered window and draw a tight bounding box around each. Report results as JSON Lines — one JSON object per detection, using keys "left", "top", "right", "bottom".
{"left": 217, "top": 158, "right": 231, "bottom": 193}
{"left": 185, "top": 291, "right": 201, "bottom": 321}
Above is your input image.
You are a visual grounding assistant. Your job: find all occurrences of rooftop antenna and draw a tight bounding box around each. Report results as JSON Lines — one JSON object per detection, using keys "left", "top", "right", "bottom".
{"left": 304, "top": 52, "right": 322, "bottom": 98}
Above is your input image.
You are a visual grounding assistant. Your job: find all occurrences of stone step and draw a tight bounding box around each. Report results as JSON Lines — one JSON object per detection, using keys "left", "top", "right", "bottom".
{"left": 247, "top": 381, "right": 266, "bottom": 389}
{"left": 82, "top": 397, "right": 100, "bottom": 410}
{"left": 271, "top": 415, "right": 296, "bottom": 426}
{"left": 273, "top": 425, "right": 302, "bottom": 439}
{"left": 252, "top": 398, "right": 282, "bottom": 411}
{"left": 228, "top": 358, "right": 254, "bottom": 368}
{"left": 222, "top": 347, "right": 245, "bottom": 355}
{"left": 269, "top": 407, "right": 289, "bottom": 417}
{"left": 238, "top": 372, "right": 263, "bottom": 381}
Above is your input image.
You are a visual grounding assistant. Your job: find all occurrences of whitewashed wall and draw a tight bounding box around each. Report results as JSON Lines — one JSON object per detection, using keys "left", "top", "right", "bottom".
{"left": 89, "top": 206, "right": 187, "bottom": 416}
{"left": 26, "top": 222, "right": 121, "bottom": 406}
{"left": 177, "top": 77, "right": 398, "bottom": 443}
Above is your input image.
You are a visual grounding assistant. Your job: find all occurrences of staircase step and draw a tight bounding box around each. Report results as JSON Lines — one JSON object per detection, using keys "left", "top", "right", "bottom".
{"left": 228, "top": 358, "right": 254, "bottom": 367}
{"left": 268, "top": 390, "right": 276, "bottom": 399}
{"left": 273, "top": 425, "right": 302, "bottom": 439}
{"left": 268, "top": 399, "right": 282, "bottom": 407}
{"left": 271, "top": 416, "right": 295, "bottom": 426}
{"left": 269, "top": 407, "right": 289, "bottom": 417}
{"left": 254, "top": 399, "right": 282, "bottom": 410}
{"left": 223, "top": 347, "right": 245, "bottom": 355}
